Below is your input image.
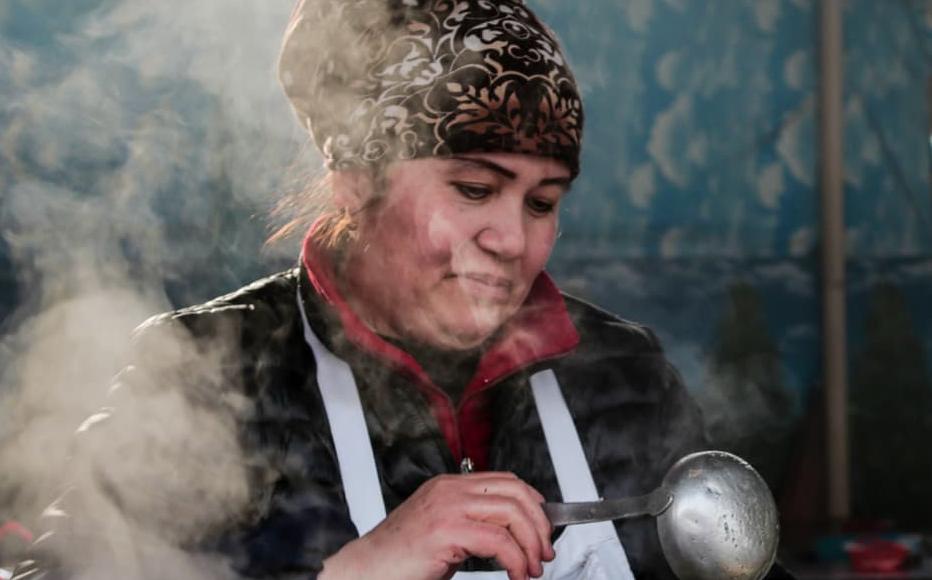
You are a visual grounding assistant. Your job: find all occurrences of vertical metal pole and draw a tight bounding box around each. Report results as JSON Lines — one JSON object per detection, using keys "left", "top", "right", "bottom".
{"left": 819, "top": 0, "right": 850, "bottom": 522}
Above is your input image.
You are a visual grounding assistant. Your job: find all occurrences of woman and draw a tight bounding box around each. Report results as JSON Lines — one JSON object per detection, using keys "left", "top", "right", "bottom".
{"left": 14, "top": 1, "right": 787, "bottom": 579}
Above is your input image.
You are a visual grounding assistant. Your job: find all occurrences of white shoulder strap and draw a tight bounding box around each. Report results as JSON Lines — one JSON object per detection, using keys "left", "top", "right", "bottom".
{"left": 529, "top": 369, "right": 601, "bottom": 502}
{"left": 530, "top": 369, "right": 636, "bottom": 580}
{"left": 297, "top": 290, "right": 386, "bottom": 536}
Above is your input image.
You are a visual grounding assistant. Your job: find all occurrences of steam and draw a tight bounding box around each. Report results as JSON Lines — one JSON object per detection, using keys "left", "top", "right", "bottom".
{"left": 0, "top": 0, "right": 319, "bottom": 576}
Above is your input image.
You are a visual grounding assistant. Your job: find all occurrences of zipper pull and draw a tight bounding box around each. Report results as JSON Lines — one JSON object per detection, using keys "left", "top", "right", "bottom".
{"left": 460, "top": 456, "right": 474, "bottom": 474}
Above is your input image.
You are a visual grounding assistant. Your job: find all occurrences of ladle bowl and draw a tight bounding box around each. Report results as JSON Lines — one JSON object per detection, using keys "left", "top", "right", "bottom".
{"left": 657, "top": 450, "right": 779, "bottom": 580}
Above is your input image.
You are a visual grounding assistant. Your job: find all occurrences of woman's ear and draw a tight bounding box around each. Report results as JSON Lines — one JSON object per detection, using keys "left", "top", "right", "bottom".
{"left": 331, "top": 169, "right": 375, "bottom": 212}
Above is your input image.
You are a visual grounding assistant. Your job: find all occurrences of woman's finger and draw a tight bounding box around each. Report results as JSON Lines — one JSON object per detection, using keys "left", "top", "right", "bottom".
{"left": 451, "top": 519, "right": 532, "bottom": 580}
{"left": 459, "top": 476, "right": 554, "bottom": 560}
{"left": 461, "top": 493, "right": 544, "bottom": 577}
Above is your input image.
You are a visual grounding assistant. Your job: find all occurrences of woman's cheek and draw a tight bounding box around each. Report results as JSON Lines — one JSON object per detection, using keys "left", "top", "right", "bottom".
{"left": 424, "top": 202, "right": 449, "bottom": 240}
{"left": 425, "top": 210, "right": 460, "bottom": 261}
{"left": 530, "top": 223, "right": 558, "bottom": 268}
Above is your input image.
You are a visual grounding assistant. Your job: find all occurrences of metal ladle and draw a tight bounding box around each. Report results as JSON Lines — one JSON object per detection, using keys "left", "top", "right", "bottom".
{"left": 543, "top": 450, "right": 779, "bottom": 580}
{"left": 657, "top": 451, "right": 779, "bottom": 580}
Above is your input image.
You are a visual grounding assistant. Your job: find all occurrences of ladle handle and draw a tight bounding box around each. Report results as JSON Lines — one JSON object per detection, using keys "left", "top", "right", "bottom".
{"left": 542, "top": 487, "right": 673, "bottom": 527}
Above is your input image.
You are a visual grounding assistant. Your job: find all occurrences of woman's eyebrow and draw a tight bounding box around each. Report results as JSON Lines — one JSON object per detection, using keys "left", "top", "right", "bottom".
{"left": 448, "top": 156, "right": 571, "bottom": 188}
{"left": 540, "top": 176, "right": 572, "bottom": 189}
{"left": 448, "top": 156, "right": 516, "bottom": 179}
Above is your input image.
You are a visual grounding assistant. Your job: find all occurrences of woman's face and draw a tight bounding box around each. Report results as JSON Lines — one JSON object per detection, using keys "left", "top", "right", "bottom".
{"left": 339, "top": 152, "right": 572, "bottom": 351}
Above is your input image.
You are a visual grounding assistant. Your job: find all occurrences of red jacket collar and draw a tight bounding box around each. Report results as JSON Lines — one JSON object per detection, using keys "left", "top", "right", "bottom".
{"left": 300, "top": 229, "right": 580, "bottom": 396}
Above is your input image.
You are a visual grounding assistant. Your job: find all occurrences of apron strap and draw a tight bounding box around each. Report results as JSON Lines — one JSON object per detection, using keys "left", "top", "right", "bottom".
{"left": 529, "top": 369, "right": 601, "bottom": 502}
{"left": 297, "top": 289, "right": 386, "bottom": 536}
{"left": 530, "top": 369, "right": 636, "bottom": 580}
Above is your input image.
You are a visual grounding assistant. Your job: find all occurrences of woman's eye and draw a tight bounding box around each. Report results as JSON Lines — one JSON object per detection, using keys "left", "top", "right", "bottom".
{"left": 453, "top": 183, "right": 493, "bottom": 200}
{"left": 526, "top": 197, "right": 556, "bottom": 215}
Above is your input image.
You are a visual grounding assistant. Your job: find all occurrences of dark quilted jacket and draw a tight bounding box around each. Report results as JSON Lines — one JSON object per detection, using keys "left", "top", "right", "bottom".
{"left": 13, "top": 267, "right": 790, "bottom": 579}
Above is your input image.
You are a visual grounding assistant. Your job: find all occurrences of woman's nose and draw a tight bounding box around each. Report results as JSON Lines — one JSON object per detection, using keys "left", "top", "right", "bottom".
{"left": 475, "top": 201, "right": 526, "bottom": 260}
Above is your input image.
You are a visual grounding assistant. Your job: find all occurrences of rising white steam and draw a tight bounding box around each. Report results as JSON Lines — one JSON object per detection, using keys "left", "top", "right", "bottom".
{"left": 0, "top": 1, "right": 321, "bottom": 577}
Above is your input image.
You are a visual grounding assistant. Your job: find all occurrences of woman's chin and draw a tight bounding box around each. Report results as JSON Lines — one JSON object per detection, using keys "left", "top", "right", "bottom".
{"left": 447, "top": 319, "right": 504, "bottom": 350}
{"left": 401, "top": 301, "right": 512, "bottom": 351}
{"left": 424, "top": 318, "right": 502, "bottom": 351}
{"left": 418, "top": 327, "right": 487, "bottom": 351}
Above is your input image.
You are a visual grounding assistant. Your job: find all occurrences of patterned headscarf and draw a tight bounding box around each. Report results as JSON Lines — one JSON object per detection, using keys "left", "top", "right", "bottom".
{"left": 279, "top": 0, "right": 583, "bottom": 176}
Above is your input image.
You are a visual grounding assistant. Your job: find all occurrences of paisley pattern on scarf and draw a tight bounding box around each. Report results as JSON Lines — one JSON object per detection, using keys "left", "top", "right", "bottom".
{"left": 279, "top": 0, "right": 583, "bottom": 175}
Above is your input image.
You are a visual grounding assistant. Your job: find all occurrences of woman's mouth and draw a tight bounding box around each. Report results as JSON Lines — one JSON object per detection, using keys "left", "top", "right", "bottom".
{"left": 453, "top": 273, "right": 513, "bottom": 301}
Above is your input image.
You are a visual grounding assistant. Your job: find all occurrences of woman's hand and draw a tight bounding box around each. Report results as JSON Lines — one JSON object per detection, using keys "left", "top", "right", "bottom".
{"left": 320, "top": 472, "right": 555, "bottom": 580}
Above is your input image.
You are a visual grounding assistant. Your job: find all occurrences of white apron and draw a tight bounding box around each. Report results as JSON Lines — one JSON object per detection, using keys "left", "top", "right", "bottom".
{"left": 298, "top": 294, "right": 636, "bottom": 580}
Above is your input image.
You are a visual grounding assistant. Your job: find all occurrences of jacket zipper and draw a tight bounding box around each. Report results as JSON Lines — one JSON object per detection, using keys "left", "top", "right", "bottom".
{"left": 415, "top": 349, "right": 575, "bottom": 473}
